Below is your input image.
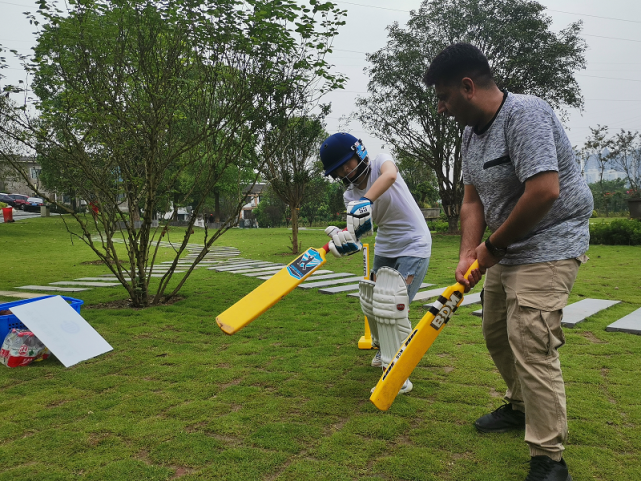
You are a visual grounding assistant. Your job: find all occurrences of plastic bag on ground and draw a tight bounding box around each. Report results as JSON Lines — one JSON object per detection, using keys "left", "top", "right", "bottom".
{"left": 0, "top": 329, "right": 50, "bottom": 367}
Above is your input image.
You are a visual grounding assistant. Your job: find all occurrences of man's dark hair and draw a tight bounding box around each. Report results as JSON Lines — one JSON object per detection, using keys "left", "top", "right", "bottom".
{"left": 423, "top": 43, "right": 493, "bottom": 87}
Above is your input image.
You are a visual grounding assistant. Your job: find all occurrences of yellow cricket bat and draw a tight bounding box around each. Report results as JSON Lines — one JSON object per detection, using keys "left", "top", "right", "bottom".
{"left": 216, "top": 242, "right": 331, "bottom": 335}
{"left": 370, "top": 261, "right": 481, "bottom": 411}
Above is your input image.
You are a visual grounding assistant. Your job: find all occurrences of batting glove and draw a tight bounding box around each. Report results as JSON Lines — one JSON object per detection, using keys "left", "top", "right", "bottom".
{"left": 346, "top": 197, "right": 373, "bottom": 239}
{"left": 324, "top": 226, "right": 362, "bottom": 258}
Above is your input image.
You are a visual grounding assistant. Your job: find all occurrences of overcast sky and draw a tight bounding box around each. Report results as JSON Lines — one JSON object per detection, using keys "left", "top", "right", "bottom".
{"left": 1, "top": 0, "right": 640, "bottom": 152}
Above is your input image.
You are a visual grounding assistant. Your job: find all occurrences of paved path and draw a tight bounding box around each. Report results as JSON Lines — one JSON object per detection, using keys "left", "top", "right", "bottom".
{"left": 606, "top": 307, "right": 641, "bottom": 335}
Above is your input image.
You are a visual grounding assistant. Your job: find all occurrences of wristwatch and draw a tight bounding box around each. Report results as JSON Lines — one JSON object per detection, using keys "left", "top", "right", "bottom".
{"left": 485, "top": 237, "right": 508, "bottom": 258}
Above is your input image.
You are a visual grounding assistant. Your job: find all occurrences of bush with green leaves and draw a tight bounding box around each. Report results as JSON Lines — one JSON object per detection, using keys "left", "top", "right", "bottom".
{"left": 590, "top": 218, "right": 641, "bottom": 245}
{"left": 427, "top": 220, "right": 450, "bottom": 233}
{"left": 0, "top": 202, "right": 7, "bottom": 208}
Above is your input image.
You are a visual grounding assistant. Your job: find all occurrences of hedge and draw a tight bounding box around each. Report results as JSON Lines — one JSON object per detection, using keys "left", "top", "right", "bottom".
{"left": 589, "top": 218, "right": 641, "bottom": 245}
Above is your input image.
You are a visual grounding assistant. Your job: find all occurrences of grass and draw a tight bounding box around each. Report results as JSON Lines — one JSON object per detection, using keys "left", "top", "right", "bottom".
{"left": 0, "top": 217, "right": 640, "bottom": 480}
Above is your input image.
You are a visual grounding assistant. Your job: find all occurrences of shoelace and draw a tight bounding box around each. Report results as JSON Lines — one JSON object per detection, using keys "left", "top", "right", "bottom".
{"left": 491, "top": 403, "right": 512, "bottom": 418}
{"left": 524, "top": 457, "right": 553, "bottom": 481}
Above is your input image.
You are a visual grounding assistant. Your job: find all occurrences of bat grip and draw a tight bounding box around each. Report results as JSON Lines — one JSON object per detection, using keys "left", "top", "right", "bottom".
{"left": 464, "top": 260, "right": 480, "bottom": 279}
{"left": 453, "top": 260, "right": 481, "bottom": 292}
{"left": 321, "top": 226, "right": 349, "bottom": 254}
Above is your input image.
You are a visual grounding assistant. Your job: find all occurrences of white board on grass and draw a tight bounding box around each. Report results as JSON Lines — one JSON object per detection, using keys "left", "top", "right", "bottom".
{"left": 10, "top": 296, "right": 113, "bottom": 368}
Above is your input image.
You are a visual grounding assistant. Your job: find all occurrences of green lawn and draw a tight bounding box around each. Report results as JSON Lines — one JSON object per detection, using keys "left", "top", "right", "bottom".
{"left": 0, "top": 217, "right": 640, "bottom": 480}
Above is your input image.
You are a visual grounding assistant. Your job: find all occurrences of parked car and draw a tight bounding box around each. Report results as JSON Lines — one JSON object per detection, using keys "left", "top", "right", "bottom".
{"left": 7, "top": 194, "right": 29, "bottom": 210}
{"left": 23, "top": 197, "right": 45, "bottom": 212}
{"left": 0, "top": 193, "right": 18, "bottom": 208}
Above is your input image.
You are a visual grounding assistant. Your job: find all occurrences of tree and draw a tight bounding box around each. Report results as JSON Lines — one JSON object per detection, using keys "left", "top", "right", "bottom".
{"left": 253, "top": 184, "right": 287, "bottom": 227}
{"left": 300, "top": 175, "right": 330, "bottom": 227}
{"left": 355, "top": 0, "right": 586, "bottom": 233}
{"left": 587, "top": 178, "right": 628, "bottom": 216}
{"left": 0, "top": 0, "right": 346, "bottom": 306}
{"left": 396, "top": 150, "right": 440, "bottom": 207}
{"left": 260, "top": 115, "right": 328, "bottom": 254}
{"left": 326, "top": 181, "right": 346, "bottom": 222}
{"left": 611, "top": 129, "right": 641, "bottom": 198}
{"left": 582, "top": 125, "right": 615, "bottom": 216}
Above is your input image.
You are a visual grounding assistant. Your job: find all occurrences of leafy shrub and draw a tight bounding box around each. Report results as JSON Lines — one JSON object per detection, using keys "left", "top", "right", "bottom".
{"left": 590, "top": 218, "right": 641, "bottom": 245}
{"left": 591, "top": 210, "right": 598, "bottom": 218}
{"left": 427, "top": 220, "right": 449, "bottom": 233}
{"left": 0, "top": 202, "right": 7, "bottom": 208}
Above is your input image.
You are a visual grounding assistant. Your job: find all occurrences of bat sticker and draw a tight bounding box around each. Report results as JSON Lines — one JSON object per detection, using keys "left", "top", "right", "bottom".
{"left": 429, "top": 292, "right": 462, "bottom": 330}
{"left": 287, "top": 248, "right": 323, "bottom": 280}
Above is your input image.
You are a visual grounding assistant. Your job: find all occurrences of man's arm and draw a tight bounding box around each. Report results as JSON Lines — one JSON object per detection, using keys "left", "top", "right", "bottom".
{"left": 456, "top": 184, "right": 486, "bottom": 289}
{"left": 477, "top": 170, "right": 559, "bottom": 269}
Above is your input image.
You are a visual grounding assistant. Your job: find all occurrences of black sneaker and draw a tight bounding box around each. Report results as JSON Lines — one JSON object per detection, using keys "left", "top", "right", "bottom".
{"left": 474, "top": 403, "right": 525, "bottom": 433}
{"left": 525, "top": 456, "right": 572, "bottom": 481}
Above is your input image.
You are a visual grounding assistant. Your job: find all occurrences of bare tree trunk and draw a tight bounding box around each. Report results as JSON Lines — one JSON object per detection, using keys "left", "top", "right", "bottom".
{"left": 290, "top": 206, "right": 299, "bottom": 254}
{"left": 214, "top": 190, "right": 220, "bottom": 222}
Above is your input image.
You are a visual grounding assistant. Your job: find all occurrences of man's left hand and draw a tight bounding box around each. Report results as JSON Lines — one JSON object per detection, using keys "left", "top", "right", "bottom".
{"left": 475, "top": 243, "right": 502, "bottom": 271}
{"left": 347, "top": 197, "right": 373, "bottom": 239}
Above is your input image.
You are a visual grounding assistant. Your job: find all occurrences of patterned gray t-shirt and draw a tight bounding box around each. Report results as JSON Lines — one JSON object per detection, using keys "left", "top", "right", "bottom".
{"left": 462, "top": 92, "right": 593, "bottom": 265}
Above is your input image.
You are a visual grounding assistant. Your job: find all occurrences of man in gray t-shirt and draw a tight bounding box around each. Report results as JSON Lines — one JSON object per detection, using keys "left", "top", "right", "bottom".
{"left": 424, "top": 43, "right": 592, "bottom": 481}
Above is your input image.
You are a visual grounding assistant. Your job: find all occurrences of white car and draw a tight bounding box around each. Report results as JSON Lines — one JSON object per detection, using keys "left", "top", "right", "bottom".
{"left": 24, "top": 197, "right": 45, "bottom": 212}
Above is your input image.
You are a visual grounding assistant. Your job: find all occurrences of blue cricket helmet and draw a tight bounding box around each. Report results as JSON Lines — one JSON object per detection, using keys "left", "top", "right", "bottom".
{"left": 320, "top": 133, "right": 368, "bottom": 176}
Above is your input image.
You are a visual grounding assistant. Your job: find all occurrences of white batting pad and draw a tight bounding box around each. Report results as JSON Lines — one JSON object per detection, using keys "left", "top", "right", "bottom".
{"left": 371, "top": 267, "right": 411, "bottom": 367}
{"left": 359, "top": 279, "right": 379, "bottom": 347}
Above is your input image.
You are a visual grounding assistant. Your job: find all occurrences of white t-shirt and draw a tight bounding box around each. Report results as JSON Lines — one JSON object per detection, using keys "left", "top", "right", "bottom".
{"left": 344, "top": 153, "right": 431, "bottom": 259}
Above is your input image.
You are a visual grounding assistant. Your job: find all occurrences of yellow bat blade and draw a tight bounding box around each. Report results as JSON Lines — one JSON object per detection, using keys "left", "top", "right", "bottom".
{"left": 216, "top": 246, "right": 328, "bottom": 335}
{"left": 370, "top": 261, "right": 480, "bottom": 411}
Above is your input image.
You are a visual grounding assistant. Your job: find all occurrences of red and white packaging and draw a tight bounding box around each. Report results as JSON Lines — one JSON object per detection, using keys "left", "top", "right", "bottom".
{"left": 0, "top": 329, "right": 50, "bottom": 368}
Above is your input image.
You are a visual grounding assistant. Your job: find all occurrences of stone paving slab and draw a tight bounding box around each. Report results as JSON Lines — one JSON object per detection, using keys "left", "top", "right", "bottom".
{"left": 300, "top": 273, "right": 355, "bottom": 282}
{"left": 221, "top": 263, "right": 283, "bottom": 272}
{"left": 320, "top": 282, "right": 435, "bottom": 295}
{"left": 606, "top": 307, "right": 641, "bottom": 335}
{"left": 298, "top": 277, "right": 364, "bottom": 289}
{"left": 352, "top": 286, "right": 446, "bottom": 301}
{"left": 16, "top": 285, "right": 91, "bottom": 292}
{"left": 259, "top": 271, "right": 354, "bottom": 285}
{"left": 243, "top": 270, "right": 283, "bottom": 277}
{"left": 471, "top": 298, "right": 621, "bottom": 325}
{"left": 96, "top": 273, "right": 182, "bottom": 279}
{"left": 561, "top": 299, "right": 621, "bottom": 328}
{"left": 0, "top": 291, "right": 46, "bottom": 299}
{"left": 256, "top": 272, "right": 352, "bottom": 281}
{"left": 423, "top": 292, "right": 480, "bottom": 308}
{"left": 161, "top": 261, "right": 219, "bottom": 265}
{"left": 50, "top": 281, "right": 121, "bottom": 287}
{"left": 213, "top": 262, "right": 277, "bottom": 272}
{"left": 243, "top": 269, "right": 334, "bottom": 278}
{"left": 211, "top": 263, "right": 275, "bottom": 272}
{"left": 76, "top": 277, "right": 124, "bottom": 281}
{"left": 228, "top": 265, "right": 286, "bottom": 274}
{"left": 347, "top": 284, "right": 443, "bottom": 299}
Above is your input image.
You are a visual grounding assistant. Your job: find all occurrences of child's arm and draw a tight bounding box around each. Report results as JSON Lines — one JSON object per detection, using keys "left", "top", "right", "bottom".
{"left": 363, "top": 160, "right": 397, "bottom": 201}
{"left": 346, "top": 160, "right": 397, "bottom": 239}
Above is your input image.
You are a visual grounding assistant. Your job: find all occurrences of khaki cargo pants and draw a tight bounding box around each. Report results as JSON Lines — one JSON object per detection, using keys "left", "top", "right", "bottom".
{"left": 482, "top": 257, "right": 583, "bottom": 460}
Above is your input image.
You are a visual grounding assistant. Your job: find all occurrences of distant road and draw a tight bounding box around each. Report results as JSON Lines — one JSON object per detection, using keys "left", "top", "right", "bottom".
{"left": 0, "top": 208, "right": 59, "bottom": 223}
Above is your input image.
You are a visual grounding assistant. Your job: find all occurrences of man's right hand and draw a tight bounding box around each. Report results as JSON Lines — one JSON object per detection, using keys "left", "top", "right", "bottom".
{"left": 455, "top": 256, "right": 484, "bottom": 292}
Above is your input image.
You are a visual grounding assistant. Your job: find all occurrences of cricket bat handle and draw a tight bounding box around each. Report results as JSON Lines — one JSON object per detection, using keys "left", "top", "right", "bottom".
{"left": 455, "top": 259, "right": 481, "bottom": 295}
